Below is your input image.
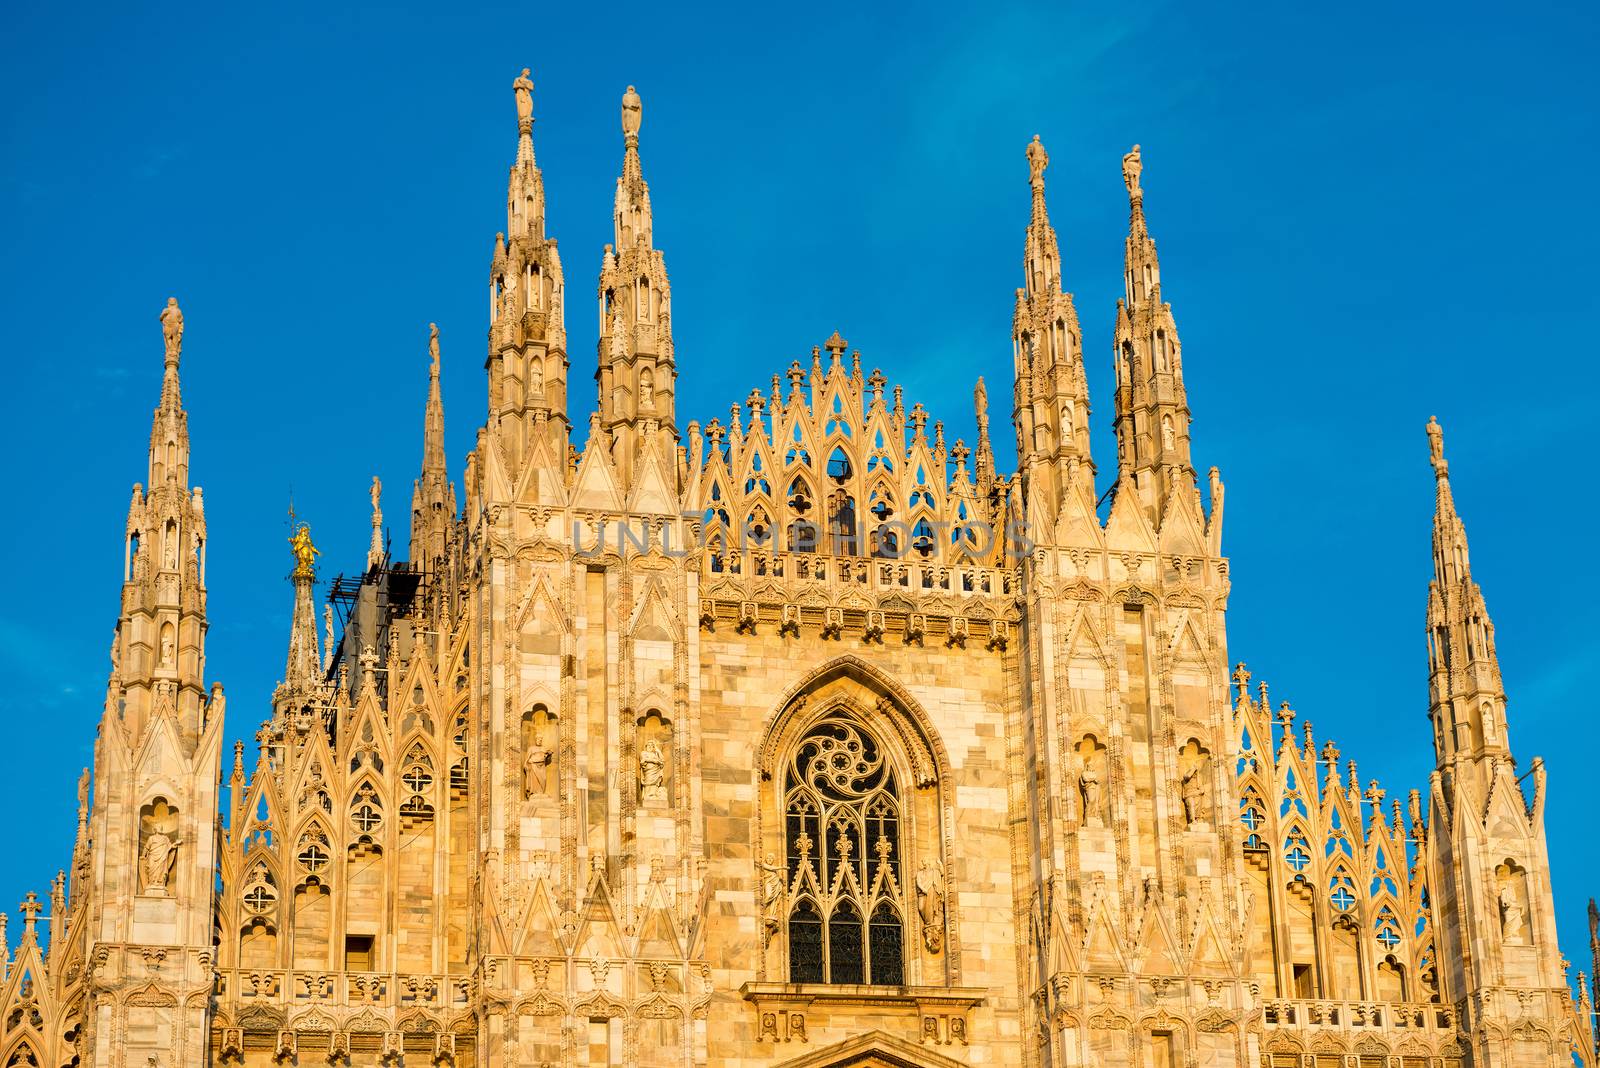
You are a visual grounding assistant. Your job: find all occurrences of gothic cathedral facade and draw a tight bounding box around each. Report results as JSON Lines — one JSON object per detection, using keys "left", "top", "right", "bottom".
{"left": 0, "top": 72, "right": 1589, "bottom": 1068}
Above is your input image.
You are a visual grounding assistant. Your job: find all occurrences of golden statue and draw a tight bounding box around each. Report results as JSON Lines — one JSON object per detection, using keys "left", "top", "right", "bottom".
{"left": 289, "top": 523, "right": 320, "bottom": 576}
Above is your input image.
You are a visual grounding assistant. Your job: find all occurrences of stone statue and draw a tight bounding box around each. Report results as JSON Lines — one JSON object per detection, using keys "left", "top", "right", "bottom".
{"left": 621, "top": 84, "right": 642, "bottom": 140}
{"left": 1161, "top": 415, "right": 1176, "bottom": 451}
{"left": 141, "top": 831, "right": 177, "bottom": 894}
{"left": 639, "top": 738, "right": 666, "bottom": 802}
{"left": 1122, "top": 144, "right": 1143, "bottom": 198}
{"left": 915, "top": 859, "right": 946, "bottom": 953}
{"left": 1427, "top": 415, "right": 1444, "bottom": 469}
{"left": 1026, "top": 135, "right": 1048, "bottom": 186}
{"left": 1500, "top": 881, "right": 1526, "bottom": 943}
{"left": 289, "top": 523, "right": 320, "bottom": 576}
{"left": 370, "top": 475, "right": 382, "bottom": 515}
{"left": 523, "top": 729, "right": 552, "bottom": 798}
{"left": 639, "top": 367, "right": 655, "bottom": 411}
{"left": 159, "top": 297, "right": 183, "bottom": 360}
{"left": 1180, "top": 757, "right": 1210, "bottom": 826}
{"left": 160, "top": 631, "right": 175, "bottom": 668}
{"left": 513, "top": 68, "right": 534, "bottom": 130}
{"left": 1079, "top": 758, "right": 1103, "bottom": 823}
{"left": 758, "top": 852, "right": 786, "bottom": 943}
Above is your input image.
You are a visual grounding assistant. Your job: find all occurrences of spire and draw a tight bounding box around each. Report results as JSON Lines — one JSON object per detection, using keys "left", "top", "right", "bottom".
{"left": 412, "top": 323, "right": 457, "bottom": 568}
{"left": 616, "top": 85, "right": 651, "bottom": 251}
{"left": 596, "top": 83, "right": 677, "bottom": 489}
{"left": 112, "top": 298, "right": 212, "bottom": 741}
{"left": 974, "top": 377, "right": 995, "bottom": 489}
{"left": 488, "top": 67, "right": 569, "bottom": 471}
{"left": 1110, "top": 145, "right": 1195, "bottom": 526}
{"left": 152, "top": 297, "right": 190, "bottom": 489}
{"left": 1424, "top": 417, "right": 1507, "bottom": 772}
{"left": 278, "top": 519, "right": 322, "bottom": 708}
{"left": 508, "top": 67, "right": 545, "bottom": 242}
{"left": 1010, "top": 137, "right": 1092, "bottom": 518}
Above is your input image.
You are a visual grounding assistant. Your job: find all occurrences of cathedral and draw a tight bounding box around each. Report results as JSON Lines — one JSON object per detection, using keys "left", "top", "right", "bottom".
{"left": 0, "top": 69, "right": 1591, "bottom": 1068}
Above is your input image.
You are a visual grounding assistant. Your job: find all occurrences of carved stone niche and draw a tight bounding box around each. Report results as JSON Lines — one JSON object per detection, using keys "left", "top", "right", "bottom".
{"left": 741, "top": 982, "right": 983, "bottom": 1047}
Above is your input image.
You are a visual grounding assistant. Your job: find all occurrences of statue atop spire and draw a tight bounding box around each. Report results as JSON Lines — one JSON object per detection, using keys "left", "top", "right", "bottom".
{"left": 622, "top": 84, "right": 642, "bottom": 143}
{"left": 1121, "top": 144, "right": 1143, "bottom": 200}
{"left": 513, "top": 67, "right": 534, "bottom": 134}
{"left": 1026, "top": 135, "right": 1048, "bottom": 189}
{"left": 428, "top": 321, "right": 441, "bottom": 378}
{"left": 367, "top": 476, "right": 383, "bottom": 570}
{"left": 289, "top": 522, "right": 319, "bottom": 577}
{"left": 1427, "top": 414, "right": 1446, "bottom": 473}
{"left": 159, "top": 297, "right": 183, "bottom": 363}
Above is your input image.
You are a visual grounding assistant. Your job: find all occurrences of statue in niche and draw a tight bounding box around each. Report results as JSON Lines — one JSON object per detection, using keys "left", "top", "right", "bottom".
{"left": 1122, "top": 144, "right": 1143, "bottom": 198}
{"left": 638, "top": 738, "right": 666, "bottom": 803}
{"left": 1161, "top": 415, "right": 1176, "bottom": 451}
{"left": 141, "top": 830, "right": 177, "bottom": 894}
{"left": 528, "top": 355, "right": 543, "bottom": 396}
{"left": 915, "top": 859, "right": 946, "bottom": 953}
{"left": 160, "top": 631, "right": 175, "bottom": 668}
{"left": 523, "top": 728, "right": 552, "bottom": 799}
{"left": 159, "top": 297, "right": 183, "bottom": 359}
{"left": 1499, "top": 880, "right": 1526, "bottom": 944}
{"left": 1078, "top": 757, "right": 1103, "bottom": 824}
{"left": 639, "top": 367, "right": 655, "bottom": 411}
{"left": 1180, "top": 755, "right": 1211, "bottom": 826}
{"left": 758, "top": 852, "right": 786, "bottom": 944}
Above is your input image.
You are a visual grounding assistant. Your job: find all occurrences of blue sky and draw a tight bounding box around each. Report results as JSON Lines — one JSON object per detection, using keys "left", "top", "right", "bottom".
{"left": 2, "top": 1, "right": 1597, "bottom": 972}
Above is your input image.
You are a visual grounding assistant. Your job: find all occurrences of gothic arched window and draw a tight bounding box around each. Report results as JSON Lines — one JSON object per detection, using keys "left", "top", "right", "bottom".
{"left": 783, "top": 714, "right": 905, "bottom": 985}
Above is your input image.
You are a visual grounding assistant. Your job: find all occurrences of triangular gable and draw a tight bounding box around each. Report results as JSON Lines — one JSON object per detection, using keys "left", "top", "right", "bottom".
{"left": 771, "top": 1028, "right": 971, "bottom": 1068}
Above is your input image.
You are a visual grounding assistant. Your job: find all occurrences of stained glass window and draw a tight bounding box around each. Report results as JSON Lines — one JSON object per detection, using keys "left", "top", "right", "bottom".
{"left": 784, "top": 714, "right": 905, "bottom": 984}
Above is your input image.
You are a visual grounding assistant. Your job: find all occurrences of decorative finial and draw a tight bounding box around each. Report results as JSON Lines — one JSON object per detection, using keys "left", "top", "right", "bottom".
{"left": 1026, "top": 135, "right": 1048, "bottom": 188}
{"left": 428, "top": 322, "right": 441, "bottom": 377}
{"left": 159, "top": 297, "right": 184, "bottom": 364}
{"left": 621, "top": 84, "right": 643, "bottom": 143}
{"left": 1122, "top": 144, "right": 1143, "bottom": 199}
{"left": 289, "top": 523, "right": 320, "bottom": 578}
{"left": 1426, "top": 415, "right": 1445, "bottom": 475}
{"left": 513, "top": 68, "right": 534, "bottom": 134}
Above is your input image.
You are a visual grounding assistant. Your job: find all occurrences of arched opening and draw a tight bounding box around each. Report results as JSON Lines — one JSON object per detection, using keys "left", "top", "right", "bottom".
{"left": 759, "top": 659, "right": 952, "bottom": 989}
